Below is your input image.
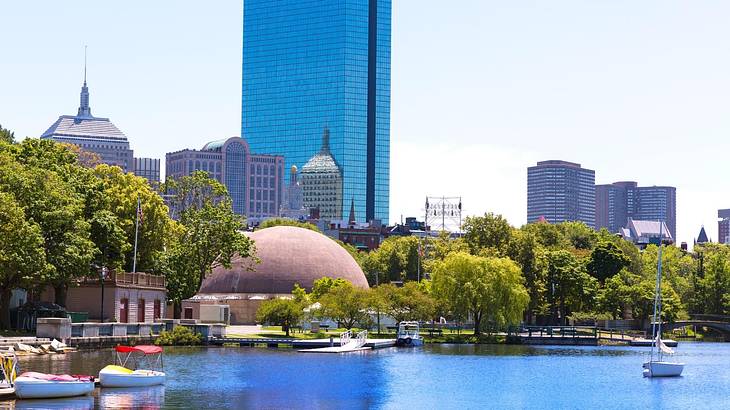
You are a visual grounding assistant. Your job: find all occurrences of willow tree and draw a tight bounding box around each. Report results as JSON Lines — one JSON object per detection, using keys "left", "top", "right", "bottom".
{"left": 432, "top": 252, "right": 529, "bottom": 336}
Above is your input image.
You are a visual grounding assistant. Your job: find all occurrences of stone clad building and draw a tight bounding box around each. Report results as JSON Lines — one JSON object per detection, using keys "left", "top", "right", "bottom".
{"left": 166, "top": 136, "right": 284, "bottom": 221}
{"left": 301, "top": 128, "right": 343, "bottom": 219}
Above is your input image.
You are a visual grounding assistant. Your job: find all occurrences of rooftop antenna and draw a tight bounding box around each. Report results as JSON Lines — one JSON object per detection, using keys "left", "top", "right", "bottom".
{"left": 84, "top": 45, "right": 88, "bottom": 84}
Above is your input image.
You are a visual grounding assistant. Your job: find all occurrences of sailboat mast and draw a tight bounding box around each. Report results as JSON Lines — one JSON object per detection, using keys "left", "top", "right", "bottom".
{"left": 650, "top": 221, "right": 664, "bottom": 361}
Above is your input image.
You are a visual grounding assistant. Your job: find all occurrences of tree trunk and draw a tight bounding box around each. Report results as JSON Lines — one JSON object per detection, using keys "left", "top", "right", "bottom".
{"left": 473, "top": 309, "right": 482, "bottom": 337}
{"left": 283, "top": 322, "right": 290, "bottom": 337}
{"left": 0, "top": 287, "right": 12, "bottom": 330}
{"left": 54, "top": 284, "right": 68, "bottom": 308}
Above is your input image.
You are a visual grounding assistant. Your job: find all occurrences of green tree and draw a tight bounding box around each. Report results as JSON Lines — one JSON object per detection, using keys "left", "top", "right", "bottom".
{"left": 431, "top": 252, "right": 529, "bottom": 336}
{"left": 95, "top": 165, "right": 175, "bottom": 273}
{"left": 0, "top": 124, "right": 14, "bottom": 144}
{"left": 509, "top": 230, "right": 546, "bottom": 324}
{"left": 317, "top": 281, "right": 369, "bottom": 329}
{"left": 545, "top": 250, "right": 596, "bottom": 325}
{"left": 256, "top": 298, "right": 304, "bottom": 337}
{"left": 362, "top": 236, "right": 422, "bottom": 284}
{"left": 311, "top": 277, "right": 348, "bottom": 300}
{"left": 0, "top": 192, "right": 50, "bottom": 328}
{"left": 258, "top": 217, "right": 320, "bottom": 232}
{"left": 386, "top": 282, "right": 436, "bottom": 323}
{"left": 162, "top": 172, "right": 253, "bottom": 316}
{"left": 587, "top": 240, "right": 630, "bottom": 283}
{"left": 0, "top": 146, "right": 95, "bottom": 306}
{"left": 367, "top": 285, "right": 392, "bottom": 334}
{"left": 596, "top": 270, "right": 635, "bottom": 319}
{"left": 462, "top": 213, "right": 513, "bottom": 256}
{"left": 558, "top": 221, "right": 597, "bottom": 250}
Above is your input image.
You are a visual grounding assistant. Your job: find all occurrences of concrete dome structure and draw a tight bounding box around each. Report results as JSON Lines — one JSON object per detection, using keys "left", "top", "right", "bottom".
{"left": 199, "top": 226, "right": 369, "bottom": 294}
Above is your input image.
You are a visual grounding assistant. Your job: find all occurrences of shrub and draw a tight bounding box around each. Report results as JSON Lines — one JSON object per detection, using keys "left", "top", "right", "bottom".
{"left": 154, "top": 326, "right": 202, "bottom": 346}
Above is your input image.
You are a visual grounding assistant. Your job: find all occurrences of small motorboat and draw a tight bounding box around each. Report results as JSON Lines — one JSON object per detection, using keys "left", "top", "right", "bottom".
{"left": 13, "top": 372, "right": 94, "bottom": 399}
{"left": 395, "top": 321, "right": 424, "bottom": 347}
{"left": 99, "top": 345, "right": 165, "bottom": 388}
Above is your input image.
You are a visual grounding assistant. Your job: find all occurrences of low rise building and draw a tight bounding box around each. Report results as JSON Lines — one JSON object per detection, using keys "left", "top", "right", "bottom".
{"left": 41, "top": 272, "right": 166, "bottom": 323}
{"left": 620, "top": 218, "right": 673, "bottom": 248}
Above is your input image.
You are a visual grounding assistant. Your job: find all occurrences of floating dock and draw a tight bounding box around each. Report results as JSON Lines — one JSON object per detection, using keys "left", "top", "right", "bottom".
{"left": 210, "top": 337, "right": 396, "bottom": 350}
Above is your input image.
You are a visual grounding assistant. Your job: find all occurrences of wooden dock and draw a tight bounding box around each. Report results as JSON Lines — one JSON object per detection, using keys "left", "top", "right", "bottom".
{"left": 209, "top": 337, "right": 396, "bottom": 350}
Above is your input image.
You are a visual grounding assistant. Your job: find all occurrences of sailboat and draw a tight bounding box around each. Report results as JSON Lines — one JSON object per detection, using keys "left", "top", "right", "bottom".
{"left": 642, "top": 221, "right": 684, "bottom": 377}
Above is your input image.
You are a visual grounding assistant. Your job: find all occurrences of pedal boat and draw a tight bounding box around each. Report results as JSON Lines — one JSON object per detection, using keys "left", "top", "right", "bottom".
{"left": 13, "top": 372, "right": 94, "bottom": 399}
{"left": 99, "top": 345, "right": 166, "bottom": 388}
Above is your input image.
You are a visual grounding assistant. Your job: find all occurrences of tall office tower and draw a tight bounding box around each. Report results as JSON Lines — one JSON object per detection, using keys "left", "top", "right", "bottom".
{"left": 165, "top": 137, "right": 284, "bottom": 221}
{"left": 595, "top": 182, "right": 676, "bottom": 238}
{"left": 242, "top": 0, "right": 391, "bottom": 223}
{"left": 42, "top": 76, "right": 134, "bottom": 171}
{"left": 527, "top": 160, "right": 596, "bottom": 228}
{"left": 718, "top": 209, "right": 730, "bottom": 244}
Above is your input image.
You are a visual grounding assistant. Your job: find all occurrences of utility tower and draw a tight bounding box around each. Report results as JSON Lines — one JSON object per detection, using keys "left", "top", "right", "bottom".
{"left": 425, "top": 196, "right": 462, "bottom": 233}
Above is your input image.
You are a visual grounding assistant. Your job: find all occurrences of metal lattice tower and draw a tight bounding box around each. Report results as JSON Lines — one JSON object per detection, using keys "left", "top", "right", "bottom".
{"left": 425, "top": 196, "right": 462, "bottom": 233}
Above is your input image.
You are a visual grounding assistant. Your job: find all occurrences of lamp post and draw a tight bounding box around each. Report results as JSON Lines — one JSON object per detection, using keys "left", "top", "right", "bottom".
{"left": 100, "top": 266, "right": 107, "bottom": 323}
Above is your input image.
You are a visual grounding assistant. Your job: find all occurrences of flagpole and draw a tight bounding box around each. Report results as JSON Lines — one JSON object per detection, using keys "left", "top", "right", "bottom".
{"left": 132, "top": 196, "right": 140, "bottom": 273}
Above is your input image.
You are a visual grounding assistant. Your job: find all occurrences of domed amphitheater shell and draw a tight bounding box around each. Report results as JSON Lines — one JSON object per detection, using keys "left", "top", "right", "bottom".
{"left": 198, "top": 226, "right": 369, "bottom": 294}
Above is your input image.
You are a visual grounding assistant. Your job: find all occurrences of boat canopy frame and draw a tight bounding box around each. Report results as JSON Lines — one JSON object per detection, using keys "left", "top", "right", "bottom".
{"left": 114, "top": 345, "right": 164, "bottom": 370}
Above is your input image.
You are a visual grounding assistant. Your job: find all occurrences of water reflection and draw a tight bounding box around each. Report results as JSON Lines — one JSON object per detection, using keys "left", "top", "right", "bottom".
{"left": 427, "top": 343, "right": 642, "bottom": 357}
{"left": 12, "top": 395, "right": 94, "bottom": 410}
{"left": 97, "top": 386, "right": 165, "bottom": 409}
{"left": 0, "top": 343, "right": 727, "bottom": 409}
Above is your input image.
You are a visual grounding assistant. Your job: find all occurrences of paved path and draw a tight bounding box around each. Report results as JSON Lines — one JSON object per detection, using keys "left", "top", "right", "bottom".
{"left": 226, "top": 325, "right": 263, "bottom": 335}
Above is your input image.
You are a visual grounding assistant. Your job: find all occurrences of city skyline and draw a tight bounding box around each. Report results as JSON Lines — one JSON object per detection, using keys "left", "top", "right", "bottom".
{"left": 2, "top": 1, "right": 730, "bottom": 244}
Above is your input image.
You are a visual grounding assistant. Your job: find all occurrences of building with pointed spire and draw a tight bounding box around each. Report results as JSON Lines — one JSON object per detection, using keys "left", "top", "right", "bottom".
{"left": 280, "top": 165, "right": 308, "bottom": 220}
{"left": 300, "top": 128, "right": 343, "bottom": 219}
{"left": 696, "top": 226, "right": 709, "bottom": 244}
{"left": 41, "top": 74, "right": 134, "bottom": 172}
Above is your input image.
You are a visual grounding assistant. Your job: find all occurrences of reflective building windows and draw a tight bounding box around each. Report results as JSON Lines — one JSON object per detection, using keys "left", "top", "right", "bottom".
{"left": 242, "top": 0, "right": 391, "bottom": 223}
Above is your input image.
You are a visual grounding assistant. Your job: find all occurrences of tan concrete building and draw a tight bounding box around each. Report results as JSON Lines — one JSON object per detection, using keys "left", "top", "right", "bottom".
{"left": 183, "top": 226, "right": 369, "bottom": 324}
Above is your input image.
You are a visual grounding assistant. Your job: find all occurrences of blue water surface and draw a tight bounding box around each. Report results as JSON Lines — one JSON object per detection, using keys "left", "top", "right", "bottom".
{"left": 4, "top": 342, "right": 729, "bottom": 409}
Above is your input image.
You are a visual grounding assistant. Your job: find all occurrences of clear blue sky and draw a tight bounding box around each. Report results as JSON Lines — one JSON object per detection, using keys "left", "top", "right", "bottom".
{"left": 2, "top": 1, "right": 729, "bottom": 244}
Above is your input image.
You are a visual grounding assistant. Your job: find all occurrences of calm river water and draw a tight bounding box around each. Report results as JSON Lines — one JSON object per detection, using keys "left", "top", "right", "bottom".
{"left": 2, "top": 342, "right": 729, "bottom": 409}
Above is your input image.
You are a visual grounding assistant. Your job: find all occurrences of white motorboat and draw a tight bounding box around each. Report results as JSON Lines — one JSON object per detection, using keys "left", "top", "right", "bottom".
{"left": 642, "top": 222, "right": 684, "bottom": 378}
{"left": 396, "top": 321, "right": 424, "bottom": 347}
{"left": 13, "top": 372, "right": 94, "bottom": 399}
{"left": 99, "top": 345, "right": 166, "bottom": 388}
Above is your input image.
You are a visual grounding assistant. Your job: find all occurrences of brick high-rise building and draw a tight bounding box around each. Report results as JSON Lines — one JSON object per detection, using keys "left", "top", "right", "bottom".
{"left": 596, "top": 181, "right": 676, "bottom": 238}
{"left": 718, "top": 209, "right": 730, "bottom": 244}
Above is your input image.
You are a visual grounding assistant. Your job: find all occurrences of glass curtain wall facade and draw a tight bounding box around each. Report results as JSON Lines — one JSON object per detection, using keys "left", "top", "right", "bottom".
{"left": 242, "top": 0, "right": 390, "bottom": 223}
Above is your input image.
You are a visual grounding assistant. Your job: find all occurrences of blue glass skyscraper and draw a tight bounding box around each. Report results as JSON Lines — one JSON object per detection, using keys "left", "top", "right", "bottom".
{"left": 242, "top": 0, "right": 390, "bottom": 223}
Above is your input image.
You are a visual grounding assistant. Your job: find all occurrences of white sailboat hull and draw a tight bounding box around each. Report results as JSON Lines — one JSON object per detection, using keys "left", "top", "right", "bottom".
{"left": 643, "top": 361, "right": 684, "bottom": 377}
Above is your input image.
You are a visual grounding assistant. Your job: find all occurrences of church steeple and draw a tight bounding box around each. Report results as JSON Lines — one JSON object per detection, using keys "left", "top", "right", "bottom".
{"left": 348, "top": 197, "right": 356, "bottom": 225}
{"left": 77, "top": 46, "right": 92, "bottom": 118}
